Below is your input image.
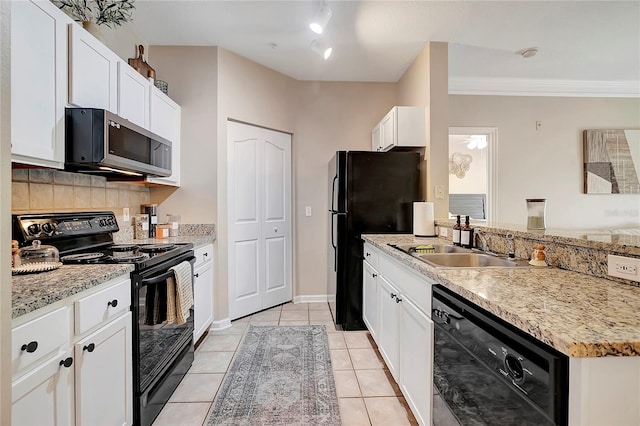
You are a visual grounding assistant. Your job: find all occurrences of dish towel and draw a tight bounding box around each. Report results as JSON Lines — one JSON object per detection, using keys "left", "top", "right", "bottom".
{"left": 166, "top": 261, "right": 193, "bottom": 325}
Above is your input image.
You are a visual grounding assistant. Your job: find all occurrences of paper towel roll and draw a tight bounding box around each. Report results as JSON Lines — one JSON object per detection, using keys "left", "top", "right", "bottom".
{"left": 413, "top": 202, "right": 435, "bottom": 237}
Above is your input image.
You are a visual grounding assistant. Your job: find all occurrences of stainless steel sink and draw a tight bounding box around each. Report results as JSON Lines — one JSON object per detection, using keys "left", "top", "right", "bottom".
{"left": 391, "top": 243, "right": 470, "bottom": 254}
{"left": 416, "top": 253, "right": 522, "bottom": 268}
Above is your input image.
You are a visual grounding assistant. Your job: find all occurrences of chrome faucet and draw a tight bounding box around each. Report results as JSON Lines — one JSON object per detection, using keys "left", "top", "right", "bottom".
{"left": 475, "top": 229, "right": 491, "bottom": 253}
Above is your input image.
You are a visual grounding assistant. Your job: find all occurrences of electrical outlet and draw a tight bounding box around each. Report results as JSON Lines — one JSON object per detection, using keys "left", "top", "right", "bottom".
{"left": 536, "top": 121, "right": 542, "bottom": 131}
{"left": 435, "top": 185, "right": 445, "bottom": 199}
{"left": 123, "top": 208, "right": 130, "bottom": 222}
{"left": 608, "top": 254, "right": 640, "bottom": 282}
{"left": 305, "top": 206, "right": 312, "bottom": 217}
{"left": 439, "top": 226, "right": 448, "bottom": 237}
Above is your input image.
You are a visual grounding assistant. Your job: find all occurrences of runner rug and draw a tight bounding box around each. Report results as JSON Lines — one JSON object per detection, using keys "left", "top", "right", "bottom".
{"left": 206, "top": 325, "right": 341, "bottom": 425}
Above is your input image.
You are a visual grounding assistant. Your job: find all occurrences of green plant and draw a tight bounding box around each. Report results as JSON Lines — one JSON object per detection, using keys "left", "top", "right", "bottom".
{"left": 52, "top": 0, "right": 135, "bottom": 28}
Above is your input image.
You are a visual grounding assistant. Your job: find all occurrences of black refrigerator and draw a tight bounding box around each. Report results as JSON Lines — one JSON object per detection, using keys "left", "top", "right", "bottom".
{"left": 328, "top": 151, "right": 421, "bottom": 330}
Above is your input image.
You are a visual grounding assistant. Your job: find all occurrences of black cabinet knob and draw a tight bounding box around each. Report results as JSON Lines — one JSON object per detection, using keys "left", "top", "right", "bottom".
{"left": 366, "top": 253, "right": 371, "bottom": 257}
{"left": 203, "top": 252, "right": 208, "bottom": 257}
{"left": 395, "top": 297, "right": 402, "bottom": 303}
{"left": 194, "top": 273, "right": 200, "bottom": 278}
{"left": 59, "top": 357, "right": 73, "bottom": 368}
{"left": 390, "top": 293, "right": 396, "bottom": 299}
{"left": 83, "top": 343, "right": 95, "bottom": 352}
{"left": 372, "top": 273, "right": 377, "bottom": 278}
{"left": 107, "top": 299, "right": 118, "bottom": 308}
{"left": 21, "top": 341, "right": 38, "bottom": 353}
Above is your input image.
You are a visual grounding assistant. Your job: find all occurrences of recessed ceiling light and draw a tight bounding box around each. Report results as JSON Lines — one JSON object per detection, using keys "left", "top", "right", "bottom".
{"left": 520, "top": 47, "right": 538, "bottom": 58}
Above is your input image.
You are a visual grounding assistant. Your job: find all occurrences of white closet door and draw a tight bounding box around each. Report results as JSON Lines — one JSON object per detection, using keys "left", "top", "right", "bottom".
{"left": 228, "top": 121, "right": 292, "bottom": 320}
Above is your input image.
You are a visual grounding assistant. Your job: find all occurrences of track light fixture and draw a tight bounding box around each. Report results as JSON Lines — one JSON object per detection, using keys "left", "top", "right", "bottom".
{"left": 309, "top": 2, "right": 332, "bottom": 35}
{"left": 311, "top": 39, "right": 332, "bottom": 60}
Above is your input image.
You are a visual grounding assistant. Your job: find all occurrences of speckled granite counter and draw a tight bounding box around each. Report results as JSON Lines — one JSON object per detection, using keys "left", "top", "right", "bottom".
{"left": 12, "top": 264, "right": 134, "bottom": 319}
{"left": 363, "top": 234, "right": 640, "bottom": 358}
{"left": 124, "top": 235, "right": 215, "bottom": 248}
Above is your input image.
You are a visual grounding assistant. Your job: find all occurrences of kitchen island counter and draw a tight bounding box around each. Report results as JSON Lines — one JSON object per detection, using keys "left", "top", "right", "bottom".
{"left": 363, "top": 234, "right": 640, "bottom": 358}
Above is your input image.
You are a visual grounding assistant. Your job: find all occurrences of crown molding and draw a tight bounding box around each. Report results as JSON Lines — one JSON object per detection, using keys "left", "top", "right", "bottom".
{"left": 449, "top": 77, "right": 640, "bottom": 98}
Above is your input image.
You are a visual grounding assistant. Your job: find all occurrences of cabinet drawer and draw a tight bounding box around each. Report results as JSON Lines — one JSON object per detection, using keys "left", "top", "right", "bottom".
{"left": 379, "top": 253, "right": 433, "bottom": 316}
{"left": 194, "top": 244, "right": 213, "bottom": 268}
{"left": 12, "top": 306, "right": 70, "bottom": 377}
{"left": 363, "top": 243, "right": 379, "bottom": 268}
{"left": 75, "top": 278, "right": 131, "bottom": 335}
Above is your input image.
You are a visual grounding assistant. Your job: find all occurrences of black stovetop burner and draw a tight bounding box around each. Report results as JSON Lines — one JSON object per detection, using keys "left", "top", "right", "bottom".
{"left": 12, "top": 211, "right": 193, "bottom": 272}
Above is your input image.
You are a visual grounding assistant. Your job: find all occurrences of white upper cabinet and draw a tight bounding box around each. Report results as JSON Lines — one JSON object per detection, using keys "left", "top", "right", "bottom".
{"left": 117, "top": 62, "right": 151, "bottom": 128}
{"left": 372, "top": 106, "right": 426, "bottom": 152}
{"left": 68, "top": 23, "right": 118, "bottom": 112}
{"left": 147, "top": 86, "right": 181, "bottom": 186}
{"left": 11, "top": 0, "right": 72, "bottom": 169}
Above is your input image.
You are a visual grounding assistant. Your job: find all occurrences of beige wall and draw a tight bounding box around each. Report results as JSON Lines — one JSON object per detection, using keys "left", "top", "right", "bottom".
{"left": 294, "top": 81, "right": 397, "bottom": 299}
{"left": 147, "top": 46, "right": 218, "bottom": 224}
{"left": 397, "top": 42, "right": 449, "bottom": 218}
{"left": 88, "top": 22, "right": 148, "bottom": 65}
{"left": 1, "top": 1, "right": 11, "bottom": 421}
{"left": 449, "top": 95, "right": 640, "bottom": 228}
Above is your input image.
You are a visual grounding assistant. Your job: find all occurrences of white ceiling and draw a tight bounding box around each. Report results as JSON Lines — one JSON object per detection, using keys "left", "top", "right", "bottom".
{"left": 130, "top": 1, "right": 640, "bottom": 94}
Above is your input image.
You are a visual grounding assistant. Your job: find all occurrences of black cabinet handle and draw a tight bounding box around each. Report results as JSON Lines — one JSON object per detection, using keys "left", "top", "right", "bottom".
{"left": 372, "top": 273, "right": 377, "bottom": 278}
{"left": 390, "top": 293, "right": 396, "bottom": 299}
{"left": 21, "top": 341, "right": 38, "bottom": 353}
{"left": 204, "top": 252, "right": 208, "bottom": 257}
{"left": 395, "top": 297, "right": 402, "bottom": 303}
{"left": 194, "top": 273, "right": 200, "bottom": 278}
{"left": 366, "top": 253, "right": 370, "bottom": 257}
{"left": 107, "top": 299, "right": 118, "bottom": 308}
{"left": 83, "top": 343, "right": 95, "bottom": 352}
{"left": 59, "top": 357, "right": 73, "bottom": 368}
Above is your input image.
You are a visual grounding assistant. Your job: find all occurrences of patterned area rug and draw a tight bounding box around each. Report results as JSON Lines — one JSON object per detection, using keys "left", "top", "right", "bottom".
{"left": 206, "top": 325, "right": 341, "bottom": 425}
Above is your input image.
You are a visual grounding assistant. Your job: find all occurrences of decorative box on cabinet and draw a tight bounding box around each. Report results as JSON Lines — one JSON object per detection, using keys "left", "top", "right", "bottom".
{"left": 362, "top": 241, "right": 434, "bottom": 426}
{"left": 146, "top": 86, "right": 181, "bottom": 186}
{"left": 372, "top": 106, "right": 426, "bottom": 152}
{"left": 68, "top": 23, "right": 119, "bottom": 112}
{"left": 10, "top": 0, "right": 72, "bottom": 169}
{"left": 11, "top": 275, "right": 133, "bottom": 426}
{"left": 194, "top": 244, "right": 214, "bottom": 344}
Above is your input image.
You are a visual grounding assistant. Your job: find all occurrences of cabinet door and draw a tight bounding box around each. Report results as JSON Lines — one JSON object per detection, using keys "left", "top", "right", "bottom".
{"left": 147, "top": 87, "right": 181, "bottom": 186}
{"left": 11, "top": 0, "right": 70, "bottom": 168}
{"left": 68, "top": 23, "right": 118, "bottom": 112}
{"left": 362, "top": 261, "right": 379, "bottom": 340}
{"left": 75, "top": 313, "right": 132, "bottom": 426}
{"left": 378, "top": 276, "right": 400, "bottom": 380}
{"left": 118, "top": 61, "right": 150, "bottom": 128}
{"left": 12, "top": 349, "right": 74, "bottom": 426}
{"left": 399, "top": 296, "right": 433, "bottom": 426}
{"left": 379, "top": 108, "right": 396, "bottom": 152}
{"left": 194, "top": 259, "right": 214, "bottom": 343}
{"left": 372, "top": 123, "right": 382, "bottom": 151}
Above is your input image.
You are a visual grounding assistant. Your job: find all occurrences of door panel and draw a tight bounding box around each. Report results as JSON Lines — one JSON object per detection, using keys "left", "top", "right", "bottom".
{"left": 228, "top": 121, "right": 292, "bottom": 319}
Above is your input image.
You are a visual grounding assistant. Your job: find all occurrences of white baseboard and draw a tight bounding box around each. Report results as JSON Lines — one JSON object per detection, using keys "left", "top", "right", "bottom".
{"left": 210, "top": 318, "right": 232, "bottom": 330}
{"left": 293, "top": 294, "right": 329, "bottom": 304}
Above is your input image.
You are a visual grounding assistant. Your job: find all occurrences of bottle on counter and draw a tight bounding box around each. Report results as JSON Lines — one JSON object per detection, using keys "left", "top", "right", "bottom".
{"left": 452, "top": 215, "right": 462, "bottom": 246}
{"left": 460, "top": 216, "right": 474, "bottom": 249}
{"left": 141, "top": 204, "right": 158, "bottom": 238}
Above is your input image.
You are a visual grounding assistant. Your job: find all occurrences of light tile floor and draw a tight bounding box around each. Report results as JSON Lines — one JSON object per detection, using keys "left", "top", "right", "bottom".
{"left": 153, "top": 302, "right": 455, "bottom": 426}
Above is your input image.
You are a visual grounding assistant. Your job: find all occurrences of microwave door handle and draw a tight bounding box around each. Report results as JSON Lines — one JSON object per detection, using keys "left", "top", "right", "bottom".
{"left": 140, "top": 270, "right": 175, "bottom": 286}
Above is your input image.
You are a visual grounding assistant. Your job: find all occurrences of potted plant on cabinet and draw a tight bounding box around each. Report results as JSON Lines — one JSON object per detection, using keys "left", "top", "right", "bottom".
{"left": 52, "top": 0, "right": 135, "bottom": 41}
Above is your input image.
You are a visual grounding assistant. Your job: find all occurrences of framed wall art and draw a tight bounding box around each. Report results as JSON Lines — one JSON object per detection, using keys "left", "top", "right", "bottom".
{"left": 583, "top": 129, "right": 640, "bottom": 194}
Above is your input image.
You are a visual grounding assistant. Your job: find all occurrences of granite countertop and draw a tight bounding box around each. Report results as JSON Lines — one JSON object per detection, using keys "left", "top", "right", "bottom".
{"left": 12, "top": 231, "right": 216, "bottom": 320}
{"left": 12, "top": 264, "right": 134, "bottom": 319}
{"left": 363, "top": 234, "right": 640, "bottom": 358}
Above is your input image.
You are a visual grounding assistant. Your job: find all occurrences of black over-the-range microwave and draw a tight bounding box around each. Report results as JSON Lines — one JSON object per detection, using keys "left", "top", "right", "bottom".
{"left": 65, "top": 108, "right": 172, "bottom": 178}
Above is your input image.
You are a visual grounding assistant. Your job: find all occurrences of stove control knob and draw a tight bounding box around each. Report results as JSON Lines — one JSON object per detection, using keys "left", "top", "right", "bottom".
{"left": 108, "top": 218, "right": 115, "bottom": 226}
{"left": 27, "top": 223, "right": 41, "bottom": 235}
{"left": 99, "top": 219, "right": 106, "bottom": 227}
{"left": 41, "top": 223, "right": 54, "bottom": 235}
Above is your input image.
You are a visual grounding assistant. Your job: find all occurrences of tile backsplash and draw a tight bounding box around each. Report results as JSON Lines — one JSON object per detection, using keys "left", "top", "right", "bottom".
{"left": 12, "top": 168, "right": 150, "bottom": 215}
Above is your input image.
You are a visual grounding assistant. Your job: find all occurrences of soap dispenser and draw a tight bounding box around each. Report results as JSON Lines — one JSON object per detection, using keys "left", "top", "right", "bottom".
{"left": 460, "top": 216, "right": 474, "bottom": 249}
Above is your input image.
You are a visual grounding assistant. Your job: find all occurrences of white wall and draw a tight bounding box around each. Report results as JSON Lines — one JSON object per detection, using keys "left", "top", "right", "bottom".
{"left": 449, "top": 95, "right": 640, "bottom": 229}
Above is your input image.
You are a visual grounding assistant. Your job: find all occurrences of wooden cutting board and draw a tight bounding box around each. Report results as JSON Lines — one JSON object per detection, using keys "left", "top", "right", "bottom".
{"left": 128, "top": 45, "right": 155, "bottom": 79}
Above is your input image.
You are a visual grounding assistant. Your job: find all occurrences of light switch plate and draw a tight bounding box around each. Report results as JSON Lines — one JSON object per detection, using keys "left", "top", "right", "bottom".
{"left": 305, "top": 206, "right": 312, "bottom": 217}
{"left": 435, "top": 185, "right": 445, "bottom": 199}
{"left": 439, "top": 226, "right": 448, "bottom": 237}
{"left": 608, "top": 254, "right": 640, "bottom": 282}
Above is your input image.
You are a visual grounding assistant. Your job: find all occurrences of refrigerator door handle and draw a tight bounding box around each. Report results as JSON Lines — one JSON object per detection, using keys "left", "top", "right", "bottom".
{"left": 330, "top": 212, "right": 337, "bottom": 271}
{"left": 331, "top": 175, "right": 338, "bottom": 211}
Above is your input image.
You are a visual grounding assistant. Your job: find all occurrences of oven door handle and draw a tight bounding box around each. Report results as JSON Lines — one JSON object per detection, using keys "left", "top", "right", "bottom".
{"left": 140, "top": 270, "right": 177, "bottom": 286}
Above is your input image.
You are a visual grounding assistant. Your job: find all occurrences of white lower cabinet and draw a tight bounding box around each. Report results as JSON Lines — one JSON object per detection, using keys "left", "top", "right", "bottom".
{"left": 363, "top": 241, "right": 434, "bottom": 426}
{"left": 194, "top": 244, "right": 214, "bottom": 343}
{"left": 75, "top": 312, "right": 132, "bottom": 426}
{"left": 362, "top": 260, "right": 379, "bottom": 340}
{"left": 11, "top": 275, "right": 133, "bottom": 426}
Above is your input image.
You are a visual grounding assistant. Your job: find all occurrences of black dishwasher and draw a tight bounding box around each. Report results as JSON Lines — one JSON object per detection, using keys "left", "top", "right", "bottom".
{"left": 432, "top": 284, "right": 568, "bottom": 426}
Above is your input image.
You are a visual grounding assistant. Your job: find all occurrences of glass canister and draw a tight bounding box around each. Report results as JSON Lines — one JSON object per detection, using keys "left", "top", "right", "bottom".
{"left": 19, "top": 240, "right": 59, "bottom": 265}
{"left": 526, "top": 199, "right": 547, "bottom": 230}
{"left": 167, "top": 214, "right": 180, "bottom": 237}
